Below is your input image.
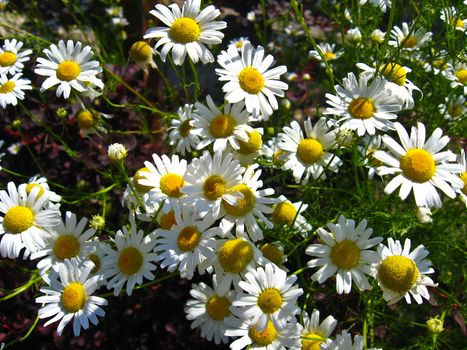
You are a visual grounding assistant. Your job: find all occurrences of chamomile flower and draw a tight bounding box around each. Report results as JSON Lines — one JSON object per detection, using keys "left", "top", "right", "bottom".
{"left": 443, "top": 62, "right": 467, "bottom": 94}
{"left": 185, "top": 274, "right": 236, "bottom": 344}
{"left": 300, "top": 309, "right": 337, "bottom": 350}
{"left": 35, "top": 40, "right": 103, "bottom": 99}
{"left": 193, "top": 95, "right": 254, "bottom": 153}
{"left": 370, "top": 29, "right": 386, "bottom": 43}
{"left": 0, "top": 39, "right": 32, "bottom": 75}
{"left": 440, "top": 7, "right": 467, "bottom": 32}
{"left": 225, "top": 316, "right": 301, "bottom": 350}
{"left": 346, "top": 28, "right": 362, "bottom": 43}
{"left": 232, "top": 263, "right": 303, "bottom": 331}
{"left": 321, "top": 330, "right": 381, "bottom": 350}
{"left": 35, "top": 259, "right": 107, "bottom": 336}
{"left": 183, "top": 150, "right": 244, "bottom": 220}
{"left": 360, "top": 0, "right": 392, "bottom": 13}
{"left": 130, "top": 41, "right": 157, "bottom": 70}
{"left": 76, "top": 108, "right": 112, "bottom": 137}
{"left": 372, "top": 238, "right": 436, "bottom": 304}
{"left": 260, "top": 243, "right": 288, "bottom": 270}
{"left": 86, "top": 238, "right": 109, "bottom": 284}
{"left": 102, "top": 223, "right": 157, "bottom": 296}
{"left": 455, "top": 149, "right": 467, "bottom": 206}
{"left": 439, "top": 95, "right": 465, "bottom": 119}
{"left": 139, "top": 153, "right": 188, "bottom": 216}
{"left": 143, "top": 0, "right": 226, "bottom": 65}
{"left": 168, "top": 104, "right": 201, "bottom": 156}
{"left": 373, "top": 122, "right": 464, "bottom": 208}
{"left": 230, "top": 128, "right": 264, "bottom": 165}
{"left": 216, "top": 41, "right": 288, "bottom": 120}
{"left": 32, "top": 212, "right": 95, "bottom": 274}
{"left": 309, "top": 43, "right": 343, "bottom": 63}
{"left": 270, "top": 195, "right": 311, "bottom": 234}
{"left": 0, "top": 182, "right": 61, "bottom": 258}
{"left": 219, "top": 163, "right": 277, "bottom": 242}
{"left": 278, "top": 117, "right": 342, "bottom": 184}
{"left": 306, "top": 215, "right": 382, "bottom": 294}
{"left": 123, "top": 166, "right": 156, "bottom": 214}
{"left": 359, "top": 135, "right": 383, "bottom": 179}
{"left": 26, "top": 175, "right": 62, "bottom": 208}
{"left": 0, "top": 73, "right": 32, "bottom": 108}
{"left": 229, "top": 37, "right": 249, "bottom": 51}
{"left": 389, "top": 22, "right": 432, "bottom": 50}
{"left": 325, "top": 72, "right": 402, "bottom": 136}
{"left": 261, "top": 137, "right": 286, "bottom": 167}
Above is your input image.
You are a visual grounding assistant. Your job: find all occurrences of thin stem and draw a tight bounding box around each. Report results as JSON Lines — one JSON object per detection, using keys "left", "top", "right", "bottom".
{"left": 0, "top": 274, "right": 42, "bottom": 302}
{"left": 188, "top": 57, "right": 200, "bottom": 101}
{"left": 116, "top": 161, "right": 146, "bottom": 212}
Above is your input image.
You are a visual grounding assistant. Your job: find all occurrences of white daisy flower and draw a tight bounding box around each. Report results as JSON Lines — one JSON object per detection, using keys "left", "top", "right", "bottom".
{"left": 442, "top": 62, "right": 467, "bottom": 94}
{"left": 357, "top": 62, "right": 421, "bottom": 109}
{"left": 321, "top": 330, "right": 382, "bottom": 350}
{"left": 439, "top": 95, "right": 465, "bottom": 120}
{"left": 183, "top": 150, "right": 244, "bottom": 220}
{"left": 35, "top": 40, "right": 104, "bottom": 99}
{"left": 230, "top": 128, "right": 264, "bottom": 166}
{"left": 346, "top": 27, "right": 362, "bottom": 43}
{"left": 130, "top": 41, "right": 157, "bottom": 71}
{"left": 309, "top": 43, "right": 343, "bottom": 63}
{"left": 225, "top": 316, "right": 301, "bottom": 350}
{"left": 306, "top": 215, "right": 383, "bottom": 294}
{"left": 455, "top": 149, "right": 467, "bottom": 206}
{"left": 86, "top": 238, "right": 109, "bottom": 285}
{"left": 324, "top": 72, "right": 402, "bottom": 136}
{"left": 219, "top": 163, "right": 277, "bottom": 242}
{"left": 0, "top": 182, "right": 61, "bottom": 258}
{"left": 193, "top": 95, "right": 254, "bottom": 153}
{"left": 143, "top": 0, "right": 226, "bottom": 65}
{"left": 370, "top": 29, "right": 386, "bottom": 43}
{"left": 440, "top": 7, "right": 467, "bottom": 33}
{"left": 35, "top": 259, "right": 107, "bottom": 336}
{"left": 270, "top": 195, "right": 311, "bottom": 234}
{"left": 139, "top": 153, "right": 188, "bottom": 216}
{"left": 216, "top": 41, "right": 288, "bottom": 120}
{"left": 0, "top": 39, "right": 32, "bottom": 75}
{"left": 75, "top": 108, "right": 113, "bottom": 137}
{"left": 232, "top": 263, "right": 303, "bottom": 331}
{"left": 260, "top": 242, "right": 288, "bottom": 270}
{"left": 0, "top": 73, "right": 32, "bottom": 108}
{"left": 169, "top": 104, "right": 201, "bottom": 156}
{"left": 229, "top": 37, "right": 250, "bottom": 51}
{"left": 261, "top": 137, "right": 286, "bottom": 166}
{"left": 372, "top": 238, "right": 436, "bottom": 305}
{"left": 359, "top": 135, "right": 383, "bottom": 179}
{"left": 31, "top": 211, "right": 95, "bottom": 275}
{"left": 389, "top": 22, "right": 432, "bottom": 50}
{"left": 154, "top": 207, "right": 220, "bottom": 279}
{"left": 121, "top": 166, "right": 159, "bottom": 215}
{"left": 373, "top": 122, "right": 464, "bottom": 208}
{"left": 300, "top": 309, "right": 337, "bottom": 350}
{"left": 278, "top": 117, "right": 342, "bottom": 184}
{"left": 26, "top": 175, "right": 62, "bottom": 207}
{"left": 185, "top": 274, "right": 236, "bottom": 344}
{"left": 0, "top": 0, "right": 8, "bottom": 11}
{"left": 360, "top": 0, "right": 392, "bottom": 13}
{"left": 102, "top": 223, "right": 157, "bottom": 295}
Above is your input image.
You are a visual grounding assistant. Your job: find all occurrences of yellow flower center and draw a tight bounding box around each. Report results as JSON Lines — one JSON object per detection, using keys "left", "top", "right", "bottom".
{"left": 455, "top": 69, "right": 467, "bottom": 84}
{"left": 169, "top": 17, "right": 201, "bottom": 44}
{"left": 238, "top": 130, "right": 262, "bottom": 155}
{"left": 203, "top": 175, "right": 227, "bottom": 200}
{"left": 133, "top": 167, "right": 153, "bottom": 193}
{"left": 380, "top": 63, "right": 407, "bottom": 86}
{"left": 297, "top": 138, "right": 323, "bottom": 164}
{"left": 455, "top": 19, "right": 464, "bottom": 28}
{"left": 238, "top": 67, "right": 265, "bottom": 94}
{"left": 56, "top": 61, "right": 81, "bottom": 81}
{"left": 130, "top": 41, "right": 152, "bottom": 62}
{"left": 53, "top": 234, "right": 80, "bottom": 260}
{"left": 0, "top": 51, "right": 17, "bottom": 67}
{"left": 273, "top": 149, "right": 285, "bottom": 165}
{"left": 179, "top": 119, "right": 192, "bottom": 138}
{"left": 159, "top": 173, "right": 185, "bottom": 197}
{"left": 447, "top": 104, "right": 462, "bottom": 118}
{"left": 61, "top": 282, "right": 87, "bottom": 313}
{"left": 218, "top": 238, "right": 254, "bottom": 273}
{"left": 206, "top": 295, "right": 231, "bottom": 320}
{"left": 3, "top": 206, "right": 34, "bottom": 234}
{"left": 26, "top": 183, "right": 45, "bottom": 197}
{"left": 0, "top": 81, "right": 15, "bottom": 94}
{"left": 400, "top": 149, "right": 436, "bottom": 183}
{"left": 324, "top": 51, "right": 336, "bottom": 60}
{"left": 177, "top": 226, "right": 202, "bottom": 252}
{"left": 88, "top": 253, "right": 101, "bottom": 274}
{"left": 249, "top": 320, "right": 278, "bottom": 346}
{"left": 271, "top": 201, "right": 297, "bottom": 226}
{"left": 302, "top": 333, "right": 326, "bottom": 350}
{"left": 261, "top": 243, "right": 284, "bottom": 266}
{"left": 222, "top": 184, "right": 255, "bottom": 216}
{"left": 378, "top": 255, "right": 419, "bottom": 293}
{"left": 235, "top": 41, "right": 243, "bottom": 49}
{"left": 330, "top": 240, "right": 360, "bottom": 269}
{"left": 209, "top": 114, "right": 236, "bottom": 139}
{"left": 433, "top": 59, "right": 447, "bottom": 70}
{"left": 160, "top": 210, "right": 177, "bottom": 230}
{"left": 403, "top": 35, "right": 417, "bottom": 48}
{"left": 460, "top": 172, "right": 467, "bottom": 195}
{"left": 118, "top": 246, "right": 144, "bottom": 276}
{"left": 348, "top": 97, "right": 376, "bottom": 119}
{"left": 77, "top": 110, "right": 95, "bottom": 129}
{"left": 257, "top": 287, "right": 283, "bottom": 314}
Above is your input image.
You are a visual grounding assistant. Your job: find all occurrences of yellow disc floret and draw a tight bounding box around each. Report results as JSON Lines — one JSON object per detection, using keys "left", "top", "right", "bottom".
{"left": 455, "top": 69, "right": 467, "bottom": 85}
{"left": 118, "top": 246, "right": 144, "bottom": 276}
{"left": 160, "top": 210, "right": 177, "bottom": 230}
{"left": 53, "top": 234, "right": 80, "bottom": 260}
{"left": 297, "top": 138, "right": 323, "bottom": 164}
{"left": 400, "top": 149, "right": 436, "bottom": 183}
{"left": 257, "top": 287, "right": 283, "bottom": 314}
{"left": 169, "top": 17, "right": 201, "bottom": 44}
{"left": 378, "top": 255, "right": 419, "bottom": 293}
{"left": 218, "top": 238, "right": 254, "bottom": 273}
{"left": 271, "top": 201, "right": 297, "bottom": 226}
{"left": 222, "top": 184, "right": 255, "bottom": 216}
{"left": 0, "top": 51, "right": 17, "bottom": 67}
{"left": 324, "top": 51, "right": 336, "bottom": 60}
{"left": 380, "top": 63, "right": 407, "bottom": 86}
{"left": 0, "top": 80, "right": 15, "bottom": 94}
{"left": 238, "top": 130, "right": 262, "bottom": 155}
{"left": 56, "top": 61, "right": 81, "bottom": 81}
{"left": 133, "top": 167, "right": 153, "bottom": 193}
{"left": 238, "top": 67, "right": 265, "bottom": 94}
{"left": 179, "top": 119, "right": 192, "bottom": 138}
{"left": 249, "top": 320, "right": 278, "bottom": 346}
{"left": 130, "top": 41, "right": 152, "bottom": 62}
{"left": 203, "top": 175, "right": 227, "bottom": 200}
{"left": 77, "top": 110, "right": 95, "bottom": 129}
{"left": 460, "top": 172, "right": 467, "bottom": 195}
{"left": 330, "top": 240, "right": 360, "bottom": 269}
{"left": 206, "top": 295, "right": 231, "bottom": 320}
{"left": 159, "top": 173, "right": 185, "bottom": 197}
{"left": 261, "top": 243, "right": 284, "bottom": 266}
{"left": 88, "top": 253, "right": 101, "bottom": 274}
{"left": 177, "top": 226, "right": 202, "bottom": 252}
{"left": 209, "top": 114, "right": 236, "bottom": 138}
{"left": 26, "top": 183, "right": 45, "bottom": 197}
{"left": 3, "top": 206, "right": 34, "bottom": 234}
{"left": 348, "top": 97, "right": 376, "bottom": 119}
{"left": 61, "top": 282, "right": 87, "bottom": 313}
{"left": 403, "top": 35, "right": 417, "bottom": 48}
{"left": 302, "top": 333, "right": 326, "bottom": 350}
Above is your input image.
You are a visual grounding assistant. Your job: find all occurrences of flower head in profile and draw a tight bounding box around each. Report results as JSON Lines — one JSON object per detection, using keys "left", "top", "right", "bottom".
{"left": 0, "top": 39, "right": 32, "bottom": 75}
{"left": 442, "top": 62, "right": 467, "bottom": 95}
{"left": 455, "top": 149, "right": 467, "bottom": 207}
{"left": 440, "top": 7, "right": 467, "bottom": 32}
{"left": 0, "top": 73, "right": 32, "bottom": 108}
{"left": 321, "top": 330, "right": 382, "bottom": 350}
{"left": 360, "top": 0, "right": 392, "bottom": 13}
{"left": 144, "top": 0, "right": 226, "bottom": 65}
{"left": 108, "top": 143, "right": 128, "bottom": 161}
{"left": 309, "top": 43, "right": 343, "bottom": 63}
{"left": 168, "top": 103, "right": 201, "bottom": 156}
{"left": 389, "top": 22, "right": 432, "bottom": 51}
{"left": 270, "top": 195, "right": 311, "bottom": 235}
{"left": 130, "top": 41, "right": 157, "bottom": 70}
{"left": 300, "top": 309, "right": 337, "bottom": 350}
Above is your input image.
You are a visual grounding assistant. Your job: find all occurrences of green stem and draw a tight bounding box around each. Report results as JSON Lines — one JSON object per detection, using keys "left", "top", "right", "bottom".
{"left": 4, "top": 314, "right": 40, "bottom": 349}
{"left": 116, "top": 161, "right": 146, "bottom": 212}
{"left": 0, "top": 274, "right": 42, "bottom": 302}
{"left": 188, "top": 57, "right": 200, "bottom": 101}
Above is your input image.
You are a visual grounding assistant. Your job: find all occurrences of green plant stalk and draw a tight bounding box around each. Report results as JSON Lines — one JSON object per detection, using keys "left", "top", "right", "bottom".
{"left": 116, "top": 160, "right": 146, "bottom": 213}
{"left": 4, "top": 314, "right": 40, "bottom": 349}
{"left": 188, "top": 57, "right": 200, "bottom": 101}
{"left": 0, "top": 273, "right": 42, "bottom": 302}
